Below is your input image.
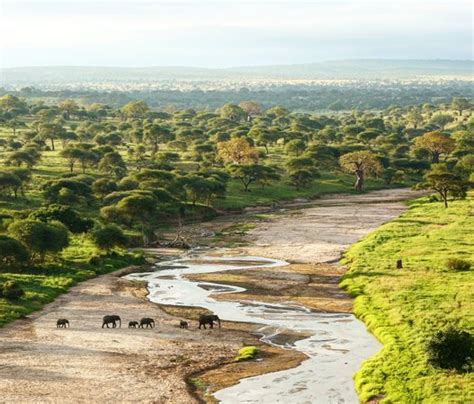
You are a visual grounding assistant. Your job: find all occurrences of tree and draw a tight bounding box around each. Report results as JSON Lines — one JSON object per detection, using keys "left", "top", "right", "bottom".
{"left": 239, "top": 101, "right": 262, "bottom": 121}
{"left": 121, "top": 101, "right": 149, "bottom": 119}
{"left": 29, "top": 204, "right": 94, "bottom": 233}
{"left": 0, "top": 235, "right": 29, "bottom": 268}
{"left": 339, "top": 151, "right": 382, "bottom": 192}
{"left": 43, "top": 178, "right": 93, "bottom": 205}
{"left": 92, "top": 224, "right": 128, "bottom": 252}
{"left": 9, "top": 219, "right": 69, "bottom": 261}
{"left": 60, "top": 147, "right": 84, "bottom": 172}
{"left": 288, "top": 169, "right": 316, "bottom": 190}
{"left": 227, "top": 164, "right": 278, "bottom": 192}
{"left": 115, "top": 194, "right": 157, "bottom": 226}
{"left": 98, "top": 152, "right": 127, "bottom": 178}
{"left": 451, "top": 97, "right": 471, "bottom": 116}
{"left": 143, "top": 124, "right": 172, "bottom": 154}
{"left": 218, "top": 104, "right": 246, "bottom": 122}
{"left": 4, "top": 118, "right": 27, "bottom": 136}
{"left": 417, "top": 164, "right": 469, "bottom": 208}
{"left": 430, "top": 114, "right": 455, "bottom": 130}
{"left": 0, "top": 171, "right": 22, "bottom": 198}
{"left": 39, "top": 121, "right": 65, "bottom": 151}
{"left": 6, "top": 149, "right": 41, "bottom": 169}
{"left": 411, "top": 131, "right": 455, "bottom": 163}
{"left": 249, "top": 127, "right": 278, "bottom": 154}
{"left": 285, "top": 139, "right": 307, "bottom": 156}
{"left": 92, "top": 178, "right": 118, "bottom": 198}
{"left": 217, "top": 138, "right": 259, "bottom": 165}
{"left": 59, "top": 99, "right": 79, "bottom": 120}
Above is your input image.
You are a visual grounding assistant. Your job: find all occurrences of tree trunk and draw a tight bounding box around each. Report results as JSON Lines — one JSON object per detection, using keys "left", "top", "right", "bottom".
{"left": 50, "top": 138, "right": 55, "bottom": 151}
{"left": 354, "top": 169, "right": 364, "bottom": 192}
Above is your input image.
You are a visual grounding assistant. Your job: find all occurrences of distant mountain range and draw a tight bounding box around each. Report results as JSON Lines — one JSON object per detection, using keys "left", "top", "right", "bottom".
{"left": 1, "top": 59, "right": 472, "bottom": 88}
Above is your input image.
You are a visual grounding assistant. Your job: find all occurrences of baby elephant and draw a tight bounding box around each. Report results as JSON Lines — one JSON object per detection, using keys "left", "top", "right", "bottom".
{"left": 128, "top": 321, "right": 139, "bottom": 328}
{"left": 179, "top": 320, "right": 188, "bottom": 329}
{"left": 139, "top": 318, "right": 155, "bottom": 328}
{"left": 56, "top": 319, "right": 69, "bottom": 328}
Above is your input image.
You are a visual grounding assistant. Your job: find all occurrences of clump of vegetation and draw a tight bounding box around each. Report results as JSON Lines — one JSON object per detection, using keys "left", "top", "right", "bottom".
{"left": 234, "top": 346, "right": 259, "bottom": 361}
{"left": 427, "top": 327, "right": 473, "bottom": 372}
{"left": 446, "top": 258, "right": 471, "bottom": 272}
{"left": 0, "top": 281, "right": 24, "bottom": 300}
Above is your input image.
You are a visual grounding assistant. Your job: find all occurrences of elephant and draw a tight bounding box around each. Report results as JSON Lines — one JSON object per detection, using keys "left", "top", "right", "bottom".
{"left": 56, "top": 319, "right": 69, "bottom": 328}
{"left": 179, "top": 320, "right": 188, "bottom": 329}
{"left": 139, "top": 318, "right": 155, "bottom": 328}
{"left": 102, "top": 315, "right": 121, "bottom": 328}
{"left": 128, "top": 321, "right": 139, "bottom": 328}
{"left": 198, "top": 314, "right": 221, "bottom": 329}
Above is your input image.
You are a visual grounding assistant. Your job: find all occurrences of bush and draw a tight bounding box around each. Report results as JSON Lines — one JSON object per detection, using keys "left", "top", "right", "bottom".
{"left": 0, "top": 281, "right": 25, "bottom": 299}
{"left": 92, "top": 224, "right": 128, "bottom": 252}
{"left": 427, "top": 327, "right": 474, "bottom": 372}
{"left": 234, "top": 346, "right": 258, "bottom": 361}
{"left": 0, "top": 235, "right": 29, "bottom": 268}
{"left": 446, "top": 258, "right": 471, "bottom": 271}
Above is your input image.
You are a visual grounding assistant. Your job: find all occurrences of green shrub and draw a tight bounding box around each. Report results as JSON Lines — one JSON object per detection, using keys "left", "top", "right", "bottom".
{"left": 446, "top": 258, "right": 471, "bottom": 271}
{"left": 427, "top": 327, "right": 474, "bottom": 372}
{"left": 234, "top": 346, "right": 258, "bottom": 361}
{"left": 0, "top": 281, "right": 25, "bottom": 300}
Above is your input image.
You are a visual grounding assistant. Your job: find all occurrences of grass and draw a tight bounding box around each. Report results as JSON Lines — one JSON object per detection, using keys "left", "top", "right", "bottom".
{"left": 215, "top": 173, "right": 391, "bottom": 210}
{"left": 340, "top": 194, "right": 474, "bottom": 402}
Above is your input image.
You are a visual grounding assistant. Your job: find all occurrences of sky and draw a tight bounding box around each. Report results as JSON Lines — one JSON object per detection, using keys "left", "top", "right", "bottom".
{"left": 0, "top": 0, "right": 472, "bottom": 68}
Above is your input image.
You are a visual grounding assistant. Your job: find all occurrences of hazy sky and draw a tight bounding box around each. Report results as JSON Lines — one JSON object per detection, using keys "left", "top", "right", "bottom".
{"left": 0, "top": 0, "right": 472, "bottom": 68}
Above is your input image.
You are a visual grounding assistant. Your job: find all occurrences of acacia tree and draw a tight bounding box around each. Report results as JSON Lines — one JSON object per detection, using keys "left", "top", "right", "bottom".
{"left": 239, "top": 101, "right": 262, "bottom": 121}
{"left": 217, "top": 138, "right": 259, "bottom": 165}
{"left": 60, "top": 147, "right": 84, "bottom": 172}
{"left": 227, "top": 164, "right": 278, "bottom": 192}
{"left": 339, "top": 151, "right": 382, "bottom": 192}
{"left": 417, "top": 164, "right": 469, "bottom": 208}
{"left": 451, "top": 97, "right": 471, "bottom": 116}
{"left": 92, "top": 224, "right": 128, "bottom": 252}
{"left": 411, "top": 131, "right": 455, "bottom": 163}
{"left": 121, "top": 101, "right": 149, "bottom": 119}
{"left": 8, "top": 219, "right": 69, "bottom": 262}
{"left": 58, "top": 99, "right": 79, "bottom": 120}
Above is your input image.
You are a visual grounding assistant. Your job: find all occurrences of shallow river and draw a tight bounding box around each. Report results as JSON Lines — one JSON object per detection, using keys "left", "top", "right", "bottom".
{"left": 126, "top": 254, "right": 381, "bottom": 404}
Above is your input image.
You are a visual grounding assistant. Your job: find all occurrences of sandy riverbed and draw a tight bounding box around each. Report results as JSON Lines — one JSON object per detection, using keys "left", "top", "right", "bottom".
{"left": 0, "top": 189, "right": 421, "bottom": 403}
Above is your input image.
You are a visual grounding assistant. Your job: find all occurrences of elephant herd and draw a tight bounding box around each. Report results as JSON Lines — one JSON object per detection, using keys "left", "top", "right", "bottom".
{"left": 56, "top": 314, "right": 222, "bottom": 330}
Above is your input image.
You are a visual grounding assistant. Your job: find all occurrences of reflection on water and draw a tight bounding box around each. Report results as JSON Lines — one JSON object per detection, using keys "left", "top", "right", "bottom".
{"left": 126, "top": 255, "right": 381, "bottom": 404}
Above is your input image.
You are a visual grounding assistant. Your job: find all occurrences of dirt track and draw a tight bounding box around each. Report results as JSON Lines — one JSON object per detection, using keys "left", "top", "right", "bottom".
{"left": 0, "top": 188, "right": 421, "bottom": 403}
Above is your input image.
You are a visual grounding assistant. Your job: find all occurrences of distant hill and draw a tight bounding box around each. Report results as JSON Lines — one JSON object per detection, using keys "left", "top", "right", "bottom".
{"left": 1, "top": 60, "right": 472, "bottom": 89}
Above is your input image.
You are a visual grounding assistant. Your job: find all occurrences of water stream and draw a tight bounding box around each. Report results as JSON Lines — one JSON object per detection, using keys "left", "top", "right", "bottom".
{"left": 126, "top": 254, "right": 381, "bottom": 404}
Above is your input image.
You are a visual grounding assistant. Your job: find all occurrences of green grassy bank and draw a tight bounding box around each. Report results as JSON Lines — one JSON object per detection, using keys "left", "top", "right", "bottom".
{"left": 341, "top": 194, "right": 473, "bottom": 402}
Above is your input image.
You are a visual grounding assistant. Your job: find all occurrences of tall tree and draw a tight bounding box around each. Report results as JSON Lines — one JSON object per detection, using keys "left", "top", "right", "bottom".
{"left": 411, "top": 131, "right": 455, "bottom": 163}
{"left": 339, "top": 151, "right": 382, "bottom": 192}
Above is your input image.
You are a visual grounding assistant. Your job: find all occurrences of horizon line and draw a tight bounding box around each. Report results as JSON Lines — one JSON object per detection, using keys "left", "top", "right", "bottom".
{"left": 2, "top": 58, "right": 474, "bottom": 70}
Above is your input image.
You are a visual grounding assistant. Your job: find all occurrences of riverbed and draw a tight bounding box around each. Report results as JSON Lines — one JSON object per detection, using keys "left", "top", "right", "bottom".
{"left": 127, "top": 189, "right": 421, "bottom": 403}
{"left": 127, "top": 255, "right": 381, "bottom": 403}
